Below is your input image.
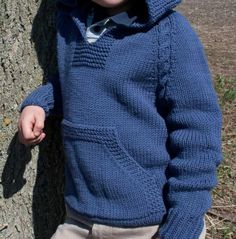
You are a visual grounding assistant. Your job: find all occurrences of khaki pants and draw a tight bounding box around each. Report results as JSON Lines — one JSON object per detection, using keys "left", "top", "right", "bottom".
{"left": 51, "top": 204, "right": 206, "bottom": 239}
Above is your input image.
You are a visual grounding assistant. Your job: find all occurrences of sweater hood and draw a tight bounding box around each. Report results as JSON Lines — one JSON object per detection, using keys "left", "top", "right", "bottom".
{"left": 57, "top": 0, "right": 181, "bottom": 28}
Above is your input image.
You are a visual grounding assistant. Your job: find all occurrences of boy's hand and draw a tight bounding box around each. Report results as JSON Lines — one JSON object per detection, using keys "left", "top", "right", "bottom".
{"left": 17, "top": 105, "right": 46, "bottom": 146}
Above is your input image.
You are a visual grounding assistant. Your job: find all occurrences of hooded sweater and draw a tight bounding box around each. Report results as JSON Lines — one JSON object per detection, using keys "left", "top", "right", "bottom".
{"left": 19, "top": 0, "right": 223, "bottom": 238}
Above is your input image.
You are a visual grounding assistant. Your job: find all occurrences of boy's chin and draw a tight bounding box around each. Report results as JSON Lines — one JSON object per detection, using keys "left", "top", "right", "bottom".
{"left": 91, "top": 0, "right": 129, "bottom": 9}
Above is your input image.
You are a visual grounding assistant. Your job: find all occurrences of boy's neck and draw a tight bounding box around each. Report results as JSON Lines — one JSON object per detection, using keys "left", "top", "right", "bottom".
{"left": 102, "top": 2, "right": 134, "bottom": 16}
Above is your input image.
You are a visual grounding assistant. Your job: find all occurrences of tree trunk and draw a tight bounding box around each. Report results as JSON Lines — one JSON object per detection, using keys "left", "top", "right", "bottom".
{"left": 1, "top": 1, "right": 65, "bottom": 238}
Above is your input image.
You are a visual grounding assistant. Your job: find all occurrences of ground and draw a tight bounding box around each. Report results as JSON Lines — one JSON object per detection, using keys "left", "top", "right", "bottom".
{"left": 178, "top": 1, "right": 236, "bottom": 238}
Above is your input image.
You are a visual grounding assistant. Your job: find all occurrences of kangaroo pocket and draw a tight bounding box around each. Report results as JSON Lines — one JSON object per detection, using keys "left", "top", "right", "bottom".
{"left": 60, "top": 119, "right": 166, "bottom": 220}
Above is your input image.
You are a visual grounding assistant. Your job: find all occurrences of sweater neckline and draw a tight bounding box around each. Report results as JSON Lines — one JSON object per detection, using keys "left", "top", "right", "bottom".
{"left": 57, "top": 0, "right": 182, "bottom": 30}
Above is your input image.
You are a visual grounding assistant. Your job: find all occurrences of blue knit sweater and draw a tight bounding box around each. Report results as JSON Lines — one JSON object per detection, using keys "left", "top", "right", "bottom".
{"left": 20, "top": 0, "right": 223, "bottom": 238}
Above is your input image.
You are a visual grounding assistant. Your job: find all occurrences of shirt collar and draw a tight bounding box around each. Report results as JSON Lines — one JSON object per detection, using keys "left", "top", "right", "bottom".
{"left": 110, "top": 12, "right": 137, "bottom": 27}
{"left": 91, "top": 4, "right": 137, "bottom": 27}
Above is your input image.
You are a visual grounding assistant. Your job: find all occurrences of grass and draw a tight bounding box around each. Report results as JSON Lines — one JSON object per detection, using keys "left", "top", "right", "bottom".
{"left": 215, "top": 75, "right": 236, "bottom": 106}
{"left": 206, "top": 75, "right": 236, "bottom": 239}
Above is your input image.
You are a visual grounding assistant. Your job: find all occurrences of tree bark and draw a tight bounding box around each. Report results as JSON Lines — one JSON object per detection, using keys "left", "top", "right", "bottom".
{"left": 1, "top": 1, "right": 65, "bottom": 238}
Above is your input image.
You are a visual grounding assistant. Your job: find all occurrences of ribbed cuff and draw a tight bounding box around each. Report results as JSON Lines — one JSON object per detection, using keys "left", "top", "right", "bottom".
{"left": 158, "top": 208, "right": 204, "bottom": 239}
{"left": 19, "top": 99, "right": 50, "bottom": 117}
{"left": 18, "top": 84, "right": 55, "bottom": 117}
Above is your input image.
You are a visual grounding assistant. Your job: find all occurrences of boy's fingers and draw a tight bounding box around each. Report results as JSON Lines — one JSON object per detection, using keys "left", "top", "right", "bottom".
{"left": 21, "top": 132, "right": 44, "bottom": 147}
{"left": 32, "top": 132, "right": 45, "bottom": 143}
{"left": 17, "top": 106, "right": 46, "bottom": 146}
{"left": 40, "top": 132, "right": 46, "bottom": 140}
{"left": 28, "top": 132, "right": 46, "bottom": 146}
{"left": 33, "top": 114, "right": 45, "bottom": 137}
{"left": 21, "top": 118, "right": 36, "bottom": 140}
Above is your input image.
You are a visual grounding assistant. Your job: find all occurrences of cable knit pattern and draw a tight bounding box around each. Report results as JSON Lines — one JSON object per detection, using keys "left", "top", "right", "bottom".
{"left": 158, "top": 12, "right": 222, "bottom": 239}
{"left": 19, "top": 1, "right": 222, "bottom": 238}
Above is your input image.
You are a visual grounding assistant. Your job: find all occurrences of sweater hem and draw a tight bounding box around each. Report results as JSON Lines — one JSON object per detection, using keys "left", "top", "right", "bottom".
{"left": 65, "top": 201, "right": 164, "bottom": 227}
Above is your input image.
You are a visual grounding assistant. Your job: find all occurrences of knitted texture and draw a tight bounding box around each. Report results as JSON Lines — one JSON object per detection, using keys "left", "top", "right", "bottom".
{"left": 19, "top": 1, "right": 222, "bottom": 238}
{"left": 19, "top": 72, "right": 62, "bottom": 117}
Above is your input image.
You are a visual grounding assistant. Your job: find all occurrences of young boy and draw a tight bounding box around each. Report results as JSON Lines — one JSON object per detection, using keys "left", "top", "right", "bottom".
{"left": 18, "top": 0, "right": 222, "bottom": 238}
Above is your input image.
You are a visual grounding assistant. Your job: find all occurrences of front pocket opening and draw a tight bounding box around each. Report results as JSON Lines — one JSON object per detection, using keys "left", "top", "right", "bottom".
{"left": 61, "top": 119, "right": 166, "bottom": 217}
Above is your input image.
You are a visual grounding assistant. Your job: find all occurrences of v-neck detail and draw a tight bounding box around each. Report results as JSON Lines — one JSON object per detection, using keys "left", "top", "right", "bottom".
{"left": 70, "top": 11, "right": 117, "bottom": 69}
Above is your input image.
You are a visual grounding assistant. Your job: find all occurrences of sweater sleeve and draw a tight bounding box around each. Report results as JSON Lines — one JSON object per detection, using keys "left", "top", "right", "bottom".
{"left": 158, "top": 12, "right": 223, "bottom": 239}
{"left": 19, "top": 72, "right": 63, "bottom": 117}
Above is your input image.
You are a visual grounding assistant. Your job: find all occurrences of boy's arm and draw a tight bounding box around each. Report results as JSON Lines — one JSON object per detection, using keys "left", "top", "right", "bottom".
{"left": 19, "top": 72, "right": 62, "bottom": 117}
{"left": 158, "top": 13, "right": 223, "bottom": 239}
